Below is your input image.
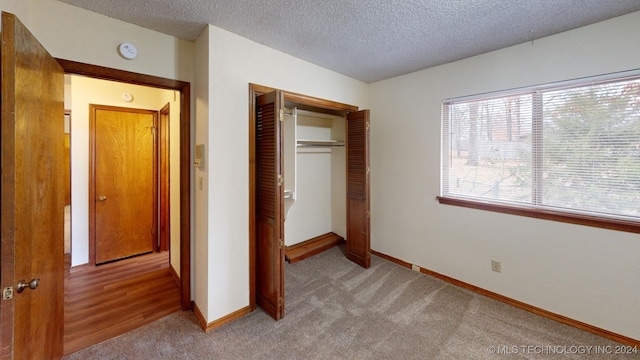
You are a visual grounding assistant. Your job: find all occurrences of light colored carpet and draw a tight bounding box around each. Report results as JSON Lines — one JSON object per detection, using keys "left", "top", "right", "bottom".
{"left": 63, "top": 246, "right": 632, "bottom": 359}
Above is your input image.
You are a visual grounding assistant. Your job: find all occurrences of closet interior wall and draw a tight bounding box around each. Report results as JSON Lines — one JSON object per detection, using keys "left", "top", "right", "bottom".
{"left": 283, "top": 108, "right": 346, "bottom": 246}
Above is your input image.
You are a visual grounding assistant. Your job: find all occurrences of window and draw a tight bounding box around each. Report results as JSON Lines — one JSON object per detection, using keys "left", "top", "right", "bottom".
{"left": 440, "top": 70, "right": 640, "bottom": 232}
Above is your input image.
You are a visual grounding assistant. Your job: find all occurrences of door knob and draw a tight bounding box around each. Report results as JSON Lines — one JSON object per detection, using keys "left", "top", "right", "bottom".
{"left": 98, "top": 196, "right": 107, "bottom": 201}
{"left": 17, "top": 278, "right": 40, "bottom": 293}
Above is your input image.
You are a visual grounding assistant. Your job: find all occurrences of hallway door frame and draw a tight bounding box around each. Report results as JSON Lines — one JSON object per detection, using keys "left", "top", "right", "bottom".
{"left": 57, "top": 59, "right": 192, "bottom": 310}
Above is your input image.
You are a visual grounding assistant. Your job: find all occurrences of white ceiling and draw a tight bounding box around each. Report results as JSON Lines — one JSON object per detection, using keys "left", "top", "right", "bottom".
{"left": 57, "top": 0, "right": 640, "bottom": 83}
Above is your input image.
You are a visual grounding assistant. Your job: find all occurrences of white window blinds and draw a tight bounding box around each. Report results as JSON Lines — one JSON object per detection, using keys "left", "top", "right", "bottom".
{"left": 442, "top": 71, "right": 640, "bottom": 221}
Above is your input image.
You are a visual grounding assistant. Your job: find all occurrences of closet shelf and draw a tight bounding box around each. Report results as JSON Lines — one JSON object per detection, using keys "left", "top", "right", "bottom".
{"left": 296, "top": 139, "right": 345, "bottom": 147}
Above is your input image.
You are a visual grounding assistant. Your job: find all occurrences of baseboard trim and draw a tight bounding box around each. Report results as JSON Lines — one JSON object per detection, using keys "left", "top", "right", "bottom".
{"left": 169, "top": 263, "right": 180, "bottom": 287}
{"left": 370, "top": 250, "right": 639, "bottom": 347}
{"left": 193, "top": 303, "right": 207, "bottom": 331}
{"left": 193, "top": 303, "right": 252, "bottom": 333}
{"left": 68, "top": 263, "right": 90, "bottom": 273}
{"left": 285, "top": 232, "right": 344, "bottom": 263}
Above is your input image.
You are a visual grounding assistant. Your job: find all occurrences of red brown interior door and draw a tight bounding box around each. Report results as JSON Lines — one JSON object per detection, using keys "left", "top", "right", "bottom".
{"left": 255, "top": 90, "right": 285, "bottom": 320}
{"left": 0, "top": 11, "right": 65, "bottom": 359}
{"left": 90, "top": 105, "right": 157, "bottom": 265}
{"left": 346, "top": 110, "right": 371, "bottom": 268}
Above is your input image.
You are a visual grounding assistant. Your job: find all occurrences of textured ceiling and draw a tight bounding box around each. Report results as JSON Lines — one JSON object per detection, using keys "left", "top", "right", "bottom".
{"left": 57, "top": 0, "right": 640, "bottom": 83}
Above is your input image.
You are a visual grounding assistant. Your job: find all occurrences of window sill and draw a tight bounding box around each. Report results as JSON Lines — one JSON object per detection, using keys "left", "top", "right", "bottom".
{"left": 436, "top": 196, "right": 640, "bottom": 234}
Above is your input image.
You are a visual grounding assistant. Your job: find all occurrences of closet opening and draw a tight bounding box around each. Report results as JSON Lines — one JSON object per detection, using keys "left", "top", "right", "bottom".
{"left": 249, "top": 83, "right": 371, "bottom": 321}
{"left": 281, "top": 106, "right": 346, "bottom": 264}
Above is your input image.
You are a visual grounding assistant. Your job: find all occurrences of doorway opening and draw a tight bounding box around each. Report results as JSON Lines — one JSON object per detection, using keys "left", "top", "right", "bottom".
{"left": 58, "top": 59, "right": 191, "bottom": 310}
{"left": 58, "top": 60, "right": 191, "bottom": 353}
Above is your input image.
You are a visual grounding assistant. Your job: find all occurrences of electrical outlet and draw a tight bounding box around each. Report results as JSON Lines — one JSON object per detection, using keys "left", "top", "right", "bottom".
{"left": 411, "top": 264, "right": 420, "bottom": 272}
{"left": 491, "top": 260, "right": 501, "bottom": 273}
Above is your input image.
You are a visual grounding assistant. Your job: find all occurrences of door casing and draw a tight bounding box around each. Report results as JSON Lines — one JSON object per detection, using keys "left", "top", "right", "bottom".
{"left": 159, "top": 102, "right": 171, "bottom": 252}
{"left": 57, "top": 59, "right": 192, "bottom": 311}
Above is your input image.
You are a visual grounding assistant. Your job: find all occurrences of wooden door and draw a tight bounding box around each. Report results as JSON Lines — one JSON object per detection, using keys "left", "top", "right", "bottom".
{"left": 255, "top": 90, "right": 285, "bottom": 320}
{"left": 346, "top": 110, "right": 371, "bottom": 268}
{"left": 90, "top": 105, "right": 157, "bottom": 265}
{"left": 0, "top": 12, "right": 65, "bottom": 359}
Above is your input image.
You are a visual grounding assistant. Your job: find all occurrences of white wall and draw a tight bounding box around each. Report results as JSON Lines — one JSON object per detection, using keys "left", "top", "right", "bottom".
{"left": 331, "top": 119, "right": 347, "bottom": 238}
{"left": 194, "top": 26, "right": 210, "bottom": 318}
{"left": 284, "top": 113, "right": 346, "bottom": 246}
{"left": 285, "top": 149, "right": 333, "bottom": 245}
{"left": 68, "top": 76, "right": 180, "bottom": 273}
{"left": 369, "top": 11, "right": 640, "bottom": 340}
{"left": 196, "top": 24, "right": 369, "bottom": 322}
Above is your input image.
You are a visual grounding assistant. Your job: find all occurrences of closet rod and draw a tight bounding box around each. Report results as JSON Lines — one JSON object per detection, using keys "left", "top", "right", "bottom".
{"left": 297, "top": 144, "right": 345, "bottom": 148}
{"left": 297, "top": 140, "right": 345, "bottom": 147}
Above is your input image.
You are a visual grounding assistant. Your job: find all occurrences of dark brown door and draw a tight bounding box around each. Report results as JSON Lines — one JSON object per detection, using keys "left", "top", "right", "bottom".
{"left": 0, "top": 12, "right": 65, "bottom": 359}
{"left": 90, "top": 105, "right": 157, "bottom": 265}
{"left": 255, "top": 90, "right": 285, "bottom": 320}
{"left": 346, "top": 110, "right": 371, "bottom": 268}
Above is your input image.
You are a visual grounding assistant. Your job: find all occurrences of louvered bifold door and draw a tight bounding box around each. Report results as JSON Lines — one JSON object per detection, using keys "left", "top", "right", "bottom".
{"left": 346, "top": 110, "right": 371, "bottom": 268}
{"left": 255, "top": 90, "right": 285, "bottom": 320}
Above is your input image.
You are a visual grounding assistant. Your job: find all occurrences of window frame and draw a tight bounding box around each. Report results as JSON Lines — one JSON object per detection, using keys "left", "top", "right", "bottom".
{"left": 438, "top": 69, "right": 640, "bottom": 234}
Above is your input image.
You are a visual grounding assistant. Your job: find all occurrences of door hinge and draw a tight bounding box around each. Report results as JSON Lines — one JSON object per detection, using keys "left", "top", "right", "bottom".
{"left": 2, "top": 287, "right": 14, "bottom": 301}
{"left": 278, "top": 297, "right": 283, "bottom": 307}
{"left": 366, "top": 166, "right": 371, "bottom": 174}
{"left": 366, "top": 121, "right": 370, "bottom": 130}
{"left": 366, "top": 210, "right": 370, "bottom": 218}
{"left": 279, "top": 109, "right": 284, "bottom": 122}
{"left": 278, "top": 239, "right": 284, "bottom": 248}
{"left": 278, "top": 174, "right": 284, "bottom": 186}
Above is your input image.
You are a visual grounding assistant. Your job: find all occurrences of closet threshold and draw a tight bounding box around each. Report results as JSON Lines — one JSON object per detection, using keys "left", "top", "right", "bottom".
{"left": 285, "top": 232, "right": 345, "bottom": 263}
{"left": 297, "top": 139, "right": 345, "bottom": 147}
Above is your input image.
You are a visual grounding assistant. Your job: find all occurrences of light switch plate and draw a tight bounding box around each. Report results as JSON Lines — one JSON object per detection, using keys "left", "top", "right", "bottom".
{"left": 194, "top": 144, "right": 204, "bottom": 168}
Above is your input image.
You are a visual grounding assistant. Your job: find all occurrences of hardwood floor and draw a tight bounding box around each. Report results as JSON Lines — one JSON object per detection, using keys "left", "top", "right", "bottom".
{"left": 63, "top": 252, "right": 181, "bottom": 355}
